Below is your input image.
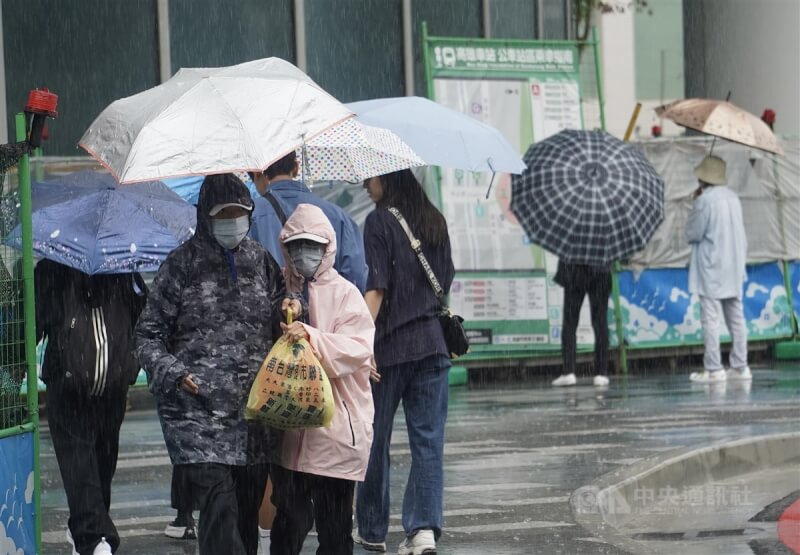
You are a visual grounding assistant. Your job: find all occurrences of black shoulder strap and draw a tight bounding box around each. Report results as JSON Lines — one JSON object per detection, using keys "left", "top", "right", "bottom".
{"left": 265, "top": 191, "right": 287, "bottom": 225}
{"left": 387, "top": 207, "right": 444, "bottom": 299}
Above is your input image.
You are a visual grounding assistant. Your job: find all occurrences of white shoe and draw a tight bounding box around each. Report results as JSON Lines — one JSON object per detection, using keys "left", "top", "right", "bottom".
{"left": 690, "top": 370, "right": 726, "bottom": 384}
{"left": 164, "top": 515, "right": 196, "bottom": 539}
{"left": 725, "top": 366, "right": 752, "bottom": 381}
{"left": 92, "top": 538, "right": 113, "bottom": 555}
{"left": 66, "top": 529, "right": 78, "bottom": 555}
{"left": 259, "top": 527, "right": 270, "bottom": 554}
{"left": 398, "top": 529, "right": 436, "bottom": 555}
{"left": 552, "top": 373, "right": 577, "bottom": 386}
{"left": 593, "top": 375, "right": 609, "bottom": 387}
{"left": 354, "top": 529, "right": 387, "bottom": 552}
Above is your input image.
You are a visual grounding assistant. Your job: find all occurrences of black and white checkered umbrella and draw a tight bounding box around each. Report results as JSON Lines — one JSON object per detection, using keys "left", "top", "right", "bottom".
{"left": 510, "top": 129, "right": 664, "bottom": 265}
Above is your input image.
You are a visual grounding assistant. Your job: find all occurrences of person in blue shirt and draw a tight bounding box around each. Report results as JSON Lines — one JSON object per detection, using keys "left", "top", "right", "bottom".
{"left": 248, "top": 151, "right": 367, "bottom": 293}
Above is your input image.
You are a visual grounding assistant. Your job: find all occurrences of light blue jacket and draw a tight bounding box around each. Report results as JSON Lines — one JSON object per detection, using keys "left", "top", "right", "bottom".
{"left": 249, "top": 179, "right": 368, "bottom": 293}
{"left": 686, "top": 186, "right": 748, "bottom": 299}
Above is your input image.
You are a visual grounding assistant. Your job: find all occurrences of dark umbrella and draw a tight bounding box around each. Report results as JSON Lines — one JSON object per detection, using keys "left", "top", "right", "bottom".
{"left": 510, "top": 129, "right": 664, "bottom": 265}
{"left": 5, "top": 170, "right": 196, "bottom": 274}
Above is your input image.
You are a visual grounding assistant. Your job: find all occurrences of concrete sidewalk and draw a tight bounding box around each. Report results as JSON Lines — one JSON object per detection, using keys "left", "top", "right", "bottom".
{"left": 39, "top": 365, "right": 800, "bottom": 554}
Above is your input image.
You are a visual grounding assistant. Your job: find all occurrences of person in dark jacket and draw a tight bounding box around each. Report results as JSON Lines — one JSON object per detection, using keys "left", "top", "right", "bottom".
{"left": 355, "top": 169, "right": 454, "bottom": 555}
{"left": 551, "top": 260, "right": 612, "bottom": 387}
{"left": 35, "top": 259, "right": 147, "bottom": 555}
{"left": 135, "top": 173, "right": 285, "bottom": 555}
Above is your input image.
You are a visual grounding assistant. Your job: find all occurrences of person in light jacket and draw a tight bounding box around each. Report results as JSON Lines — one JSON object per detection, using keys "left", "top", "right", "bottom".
{"left": 270, "top": 203, "right": 375, "bottom": 555}
{"left": 686, "top": 155, "right": 750, "bottom": 384}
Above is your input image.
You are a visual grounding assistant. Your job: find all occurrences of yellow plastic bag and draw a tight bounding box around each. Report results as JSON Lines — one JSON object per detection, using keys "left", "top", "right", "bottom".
{"left": 246, "top": 313, "right": 335, "bottom": 429}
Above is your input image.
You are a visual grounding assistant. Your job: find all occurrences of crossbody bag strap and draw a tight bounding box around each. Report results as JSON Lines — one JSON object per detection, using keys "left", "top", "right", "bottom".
{"left": 387, "top": 207, "right": 444, "bottom": 299}
{"left": 265, "top": 191, "right": 288, "bottom": 226}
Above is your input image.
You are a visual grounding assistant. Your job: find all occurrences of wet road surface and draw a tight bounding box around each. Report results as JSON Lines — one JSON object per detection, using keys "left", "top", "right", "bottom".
{"left": 40, "top": 365, "right": 800, "bottom": 554}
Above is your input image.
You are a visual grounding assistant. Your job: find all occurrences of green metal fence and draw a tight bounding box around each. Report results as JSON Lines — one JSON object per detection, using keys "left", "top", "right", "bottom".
{"left": 0, "top": 113, "right": 42, "bottom": 552}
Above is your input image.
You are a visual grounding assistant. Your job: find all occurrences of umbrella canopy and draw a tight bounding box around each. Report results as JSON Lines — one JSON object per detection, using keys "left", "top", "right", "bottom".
{"left": 345, "top": 96, "right": 526, "bottom": 174}
{"left": 304, "top": 118, "right": 425, "bottom": 182}
{"left": 79, "top": 58, "right": 353, "bottom": 183}
{"left": 510, "top": 129, "right": 665, "bottom": 265}
{"left": 5, "top": 171, "right": 196, "bottom": 274}
{"left": 655, "top": 98, "right": 784, "bottom": 155}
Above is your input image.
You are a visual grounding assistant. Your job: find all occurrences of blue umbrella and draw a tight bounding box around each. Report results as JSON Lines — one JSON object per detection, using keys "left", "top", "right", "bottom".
{"left": 162, "top": 174, "right": 259, "bottom": 205}
{"left": 345, "top": 96, "right": 526, "bottom": 174}
{"left": 5, "top": 170, "right": 196, "bottom": 274}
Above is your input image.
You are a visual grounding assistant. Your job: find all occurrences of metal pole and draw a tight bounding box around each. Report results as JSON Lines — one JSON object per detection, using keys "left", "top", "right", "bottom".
{"left": 402, "top": 0, "right": 415, "bottom": 95}
{"left": 592, "top": 27, "right": 626, "bottom": 373}
{"left": 293, "top": 0, "right": 307, "bottom": 71}
{"left": 482, "top": 0, "right": 492, "bottom": 38}
{"left": 536, "top": 0, "right": 545, "bottom": 39}
{"left": 16, "top": 112, "right": 42, "bottom": 555}
{"left": 156, "top": 0, "right": 172, "bottom": 82}
{"left": 0, "top": 3, "right": 7, "bottom": 144}
{"left": 623, "top": 103, "right": 642, "bottom": 142}
{"left": 591, "top": 26, "right": 607, "bottom": 131}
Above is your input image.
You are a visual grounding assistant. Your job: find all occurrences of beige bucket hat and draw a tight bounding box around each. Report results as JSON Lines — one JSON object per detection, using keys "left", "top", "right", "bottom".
{"left": 693, "top": 155, "right": 727, "bottom": 185}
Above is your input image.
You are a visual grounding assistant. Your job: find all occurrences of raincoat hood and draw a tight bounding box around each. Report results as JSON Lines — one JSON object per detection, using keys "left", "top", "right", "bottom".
{"left": 195, "top": 173, "right": 254, "bottom": 242}
{"left": 280, "top": 203, "right": 337, "bottom": 287}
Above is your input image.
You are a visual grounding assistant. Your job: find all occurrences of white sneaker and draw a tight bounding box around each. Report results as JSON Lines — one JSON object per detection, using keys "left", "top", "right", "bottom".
{"left": 164, "top": 515, "right": 196, "bottom": 539}
{"left": 690, "top": 370, "right": 727, "bottom": 384}
{"left": 354, "top": 529, "right": 387, "bottom": 552}
{"left": 552, "top": 373, "right": 577, "bottom": 386}
{"left": 66, "top": 528, "right": 78, "bottom": 555}
{"left": 398, "top": 529, "right": 436, "bottom": 555}
{"left": 593, "top": 375, "right": 609, "bottom": 387}
{"left": 725, "top": 366, "right": 752, "bottom": 381}
{"left": 259, "top": 527, "right": 270, "bottom": 554}
{"left": 92, "top": 538, "right": 112, "bottom": 555}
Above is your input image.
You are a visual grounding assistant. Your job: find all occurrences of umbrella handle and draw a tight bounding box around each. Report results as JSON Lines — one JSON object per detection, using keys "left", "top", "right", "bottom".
{"left": 484, "top": 158, "right": 496, "bottom": 200}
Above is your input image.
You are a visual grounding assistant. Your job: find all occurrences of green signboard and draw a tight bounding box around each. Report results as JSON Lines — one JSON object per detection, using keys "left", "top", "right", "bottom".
{"left": 423, "top": 29, "right": 603, "bottom": 359}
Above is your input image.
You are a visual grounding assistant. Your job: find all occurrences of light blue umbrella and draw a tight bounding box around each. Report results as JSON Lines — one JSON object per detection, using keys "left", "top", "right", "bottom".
{"left": 5, "top": 171, "right": 196, "bottom": 274}
{"left": 345, "top": 96, "right": 526, "bottom": 174}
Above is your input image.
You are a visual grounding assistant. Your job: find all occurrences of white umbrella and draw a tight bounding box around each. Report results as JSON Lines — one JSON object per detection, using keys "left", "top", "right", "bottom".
{"left": 79, "top": 58, "right": 353, "bottom": 183}
{"left": 346, "top": 96, "right": 526, "bottom": 174}
{"left": 304, "top": 118, "right": 425, "bottom": 182}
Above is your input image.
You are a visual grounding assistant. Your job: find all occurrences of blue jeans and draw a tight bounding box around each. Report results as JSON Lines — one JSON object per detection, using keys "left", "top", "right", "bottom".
{"left": 356, "top": 354, "right": 450, "bottom": 542}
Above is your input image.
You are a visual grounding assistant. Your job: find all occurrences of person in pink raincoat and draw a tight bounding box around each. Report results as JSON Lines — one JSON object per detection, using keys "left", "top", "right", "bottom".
{"left": 270, "top": 203, "right": 375, "bottom": 555}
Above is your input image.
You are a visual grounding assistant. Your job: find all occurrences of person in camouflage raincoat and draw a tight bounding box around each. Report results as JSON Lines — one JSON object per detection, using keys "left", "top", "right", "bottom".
{"left": 135, "top": 173, "right": 285, "bottom": 555}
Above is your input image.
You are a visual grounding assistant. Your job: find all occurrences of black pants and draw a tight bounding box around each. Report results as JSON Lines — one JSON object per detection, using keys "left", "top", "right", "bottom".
{"left": 271, "top": 464, "right": 355, "bottom": 555}
{"left": 47, "top": 379, "right": 127, "bottom": 555}
{"left": 561, "top": 273, "right": 612, "bottom": 376}
{"left": 170, "top": 464, "right": 195, "bottom": 514}
{"left": 184, "top": 462, "right": 269, "bottom": 555}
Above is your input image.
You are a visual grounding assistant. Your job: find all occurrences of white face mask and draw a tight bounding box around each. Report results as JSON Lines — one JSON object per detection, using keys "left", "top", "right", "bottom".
{"left": 211, "top": 215, "right": 250, "bottom": 249}
{"left": 287, "top": 241, "right": 326, "bottom": 279}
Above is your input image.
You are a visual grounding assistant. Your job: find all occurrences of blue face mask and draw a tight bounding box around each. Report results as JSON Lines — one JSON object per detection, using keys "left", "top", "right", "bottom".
{"left": 211, "top": 215, "right": 250, "bottom": 249}
{"left": 287, "top": 241, "right": 326, "bottom": 279}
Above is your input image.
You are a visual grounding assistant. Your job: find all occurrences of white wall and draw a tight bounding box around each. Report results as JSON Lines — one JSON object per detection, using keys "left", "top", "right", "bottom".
{"left": 596, "top": 8, "right": 638, "bottom": 138}
{"left": 689, "top": 0, "right": 800, "bottom": 135}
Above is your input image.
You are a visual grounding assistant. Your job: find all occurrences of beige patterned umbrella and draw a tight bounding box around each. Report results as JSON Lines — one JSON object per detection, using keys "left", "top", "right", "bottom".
{"left": 655, "top": 98, "right": 784, "bottom": 155}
